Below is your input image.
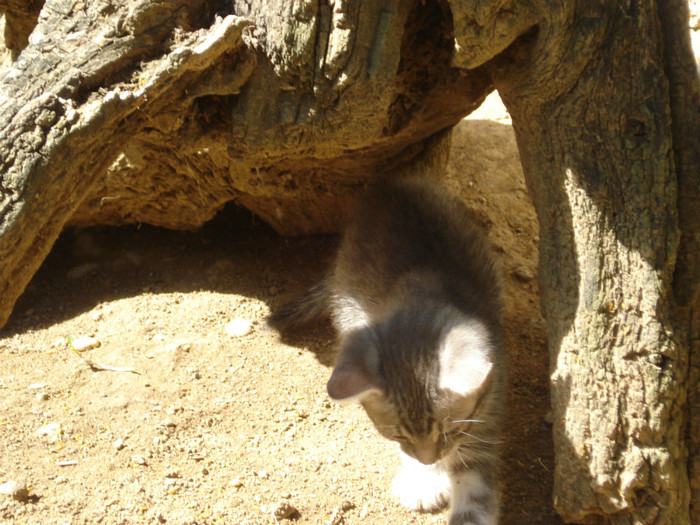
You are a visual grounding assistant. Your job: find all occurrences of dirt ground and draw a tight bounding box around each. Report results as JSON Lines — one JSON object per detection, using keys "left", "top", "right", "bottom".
{"left": 0, "top": 93, "right": 569, "bottom": 525}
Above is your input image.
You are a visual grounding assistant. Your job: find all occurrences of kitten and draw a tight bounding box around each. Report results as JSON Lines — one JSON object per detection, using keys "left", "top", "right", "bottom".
{"left": 268, "top": 175, "right": 505, "bottom": 525}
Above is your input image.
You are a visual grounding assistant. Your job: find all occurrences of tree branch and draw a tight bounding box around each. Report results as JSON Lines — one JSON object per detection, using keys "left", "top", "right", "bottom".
{"left": 0, "top": 2, "right": 251, "bottom": 329}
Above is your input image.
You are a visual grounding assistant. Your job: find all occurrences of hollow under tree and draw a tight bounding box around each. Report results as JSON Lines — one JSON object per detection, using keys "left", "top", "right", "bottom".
{"left": 0, "top": 0, "right": 698, "bottom": 523}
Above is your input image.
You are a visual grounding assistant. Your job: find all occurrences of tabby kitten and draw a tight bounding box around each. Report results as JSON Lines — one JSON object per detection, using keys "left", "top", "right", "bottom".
{"left": 268, "top": 175, "right": 505, "bottom": 525}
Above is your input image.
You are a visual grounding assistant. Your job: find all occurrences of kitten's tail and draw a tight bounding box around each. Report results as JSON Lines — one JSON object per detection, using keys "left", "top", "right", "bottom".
{"left": 266, "top": 279, "right": 330, "bottom": 332}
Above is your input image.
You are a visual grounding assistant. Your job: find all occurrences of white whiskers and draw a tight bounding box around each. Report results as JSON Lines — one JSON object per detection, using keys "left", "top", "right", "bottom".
{"left": 455, "top": 448, "right": 470, "bottom": 470}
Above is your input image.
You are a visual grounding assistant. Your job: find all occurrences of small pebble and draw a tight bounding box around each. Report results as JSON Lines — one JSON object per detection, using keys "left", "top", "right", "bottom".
{"left": 326, "top": 500, "right": 355, "bottom": 525}
{"left": 544, "top": 410, "right": 554, "bottom": 425}
{"left": 114, "top": 438, "right": 125, "bottom": 451}
{"left": 70, "top": 335, "right": 100, "bottom": 352}
{"left": 340, "top": 501, "right": 355, "bottom": 512}
{"left": 327, "top": 509, "right": 343, "bottom": 525}
{"left": 273, "top": 500, "right": 299, "bottom": 520}
{"left": 36, "top": 422, "right": 62, "bottom": 443}
{"left": 513, "top": 265, "right": 535, "bottom": 282}
{"left": 131, "top": 454, "right": 147, "bottom": 466}
{"left": 225, "top": 319, "right": 252, "bottom": 337}
{"left": 0, "top": 480, "right": 29, "bottom": 502}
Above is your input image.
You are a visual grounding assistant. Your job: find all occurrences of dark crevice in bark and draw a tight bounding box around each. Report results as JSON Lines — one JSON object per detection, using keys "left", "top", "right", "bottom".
{"left": 690, "top": 303, "right": 700, "bottom": 523}
{"left": 488, "top": 24, "right": 540, "bottom": 76}
{"left": 0, "top": 0, "right": 43, "bottom": 59}
{"left": 311, "top": 1, "right": 331, "bottom": 90}
{"left": 389, "top": 0, "right": 491, "bottom": 138}
{"left": 655, "top": 0, "right": 700, "bottom": 307}
{"left": 653, "top": 3, "right": 700, "bottom": 516}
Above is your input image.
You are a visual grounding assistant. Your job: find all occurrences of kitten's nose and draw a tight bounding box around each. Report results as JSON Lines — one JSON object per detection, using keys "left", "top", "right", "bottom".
{"left": 409, "top": 443, "right": 441, "bottom": 465}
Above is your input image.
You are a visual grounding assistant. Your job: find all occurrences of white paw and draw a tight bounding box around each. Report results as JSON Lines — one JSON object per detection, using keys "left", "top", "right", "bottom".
{"left": 391, "top": 454, "right": 451, "bottom": 512}
{"left": 449, "top": 471, "right": 499, "bottom": 525}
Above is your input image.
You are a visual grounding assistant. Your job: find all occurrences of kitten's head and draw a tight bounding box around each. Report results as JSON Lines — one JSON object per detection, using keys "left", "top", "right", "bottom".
{"left": 326, "top": 303, "right": 499, "bottom": 465}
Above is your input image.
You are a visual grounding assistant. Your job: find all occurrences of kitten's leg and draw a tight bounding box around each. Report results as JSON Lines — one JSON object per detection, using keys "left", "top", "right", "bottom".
{"left": 448, "top": 470, "right": 499, "bottom": 525}
{"left": 391, "top": 453, "right": 451, "bottom": 512}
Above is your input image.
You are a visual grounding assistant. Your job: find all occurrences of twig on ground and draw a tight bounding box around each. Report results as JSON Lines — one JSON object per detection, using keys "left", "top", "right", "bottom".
{"left": 66, "top": 337, "right": 140, "bottom": 375}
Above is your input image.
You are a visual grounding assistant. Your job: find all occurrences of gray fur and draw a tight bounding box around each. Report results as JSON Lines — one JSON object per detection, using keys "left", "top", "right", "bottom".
{"left": 266, "top": 279, "right": 330, "bottom": 330}
{"left": 269, "top": 175, "right": 505, "bottom": 524}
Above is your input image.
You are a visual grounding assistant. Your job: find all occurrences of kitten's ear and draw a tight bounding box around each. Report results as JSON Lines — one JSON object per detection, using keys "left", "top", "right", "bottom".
{"left": 439, "top": 320, "right": 494, "bottom": 396}
{"left": 327, "top": 365, "right": 380, "bottom": 401}
{"left": 327, "top": 328, "right": 382, "bottom": 402}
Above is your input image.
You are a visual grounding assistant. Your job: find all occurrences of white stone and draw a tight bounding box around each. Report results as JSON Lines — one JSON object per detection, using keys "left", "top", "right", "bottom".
{"left": 36, "top": 422, "right": 62, "bottom": 443}
{"left": 0, "top": 480, "right": 29, "bottom": 502}
{"left": 225, "top": 319, "right": 252, "bottom": 337}
{"left": 70, "top": 336, "right": 100, "bottom": 352}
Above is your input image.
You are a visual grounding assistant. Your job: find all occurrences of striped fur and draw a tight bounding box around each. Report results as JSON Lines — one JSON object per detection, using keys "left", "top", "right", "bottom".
{"left": 268, "top": 175, "right": 505, "bottom": 524}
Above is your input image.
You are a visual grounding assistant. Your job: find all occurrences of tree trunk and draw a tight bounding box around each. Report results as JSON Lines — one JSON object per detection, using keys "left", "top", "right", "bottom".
{"left": 1, "top": 0, "right": 698, "bottom": 523}
{"left": 488, "top": 1, "right": 699, "bottom": 523}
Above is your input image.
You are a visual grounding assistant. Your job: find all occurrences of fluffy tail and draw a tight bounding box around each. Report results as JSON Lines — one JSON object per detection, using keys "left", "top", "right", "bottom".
{"left": 266, "top": 279, "right": 330, "bottom": 332}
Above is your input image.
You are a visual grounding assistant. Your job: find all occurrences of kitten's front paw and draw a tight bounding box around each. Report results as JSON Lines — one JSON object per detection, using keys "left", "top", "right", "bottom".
{"left": 391, "top": 455, "right": 451, "bottom": 512}
{"left": 448, "top": 471, "right": 499, "bottom": 525}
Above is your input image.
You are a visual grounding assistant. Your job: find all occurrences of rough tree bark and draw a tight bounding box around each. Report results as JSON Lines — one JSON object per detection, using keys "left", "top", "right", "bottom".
{"left": 0, "top": 0, "right": 698, "bottom": 524}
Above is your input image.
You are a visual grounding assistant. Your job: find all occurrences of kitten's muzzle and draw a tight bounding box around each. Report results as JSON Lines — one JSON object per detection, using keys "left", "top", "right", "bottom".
{"left": 402, "top": 441, "right": 443, "bottom": 465}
